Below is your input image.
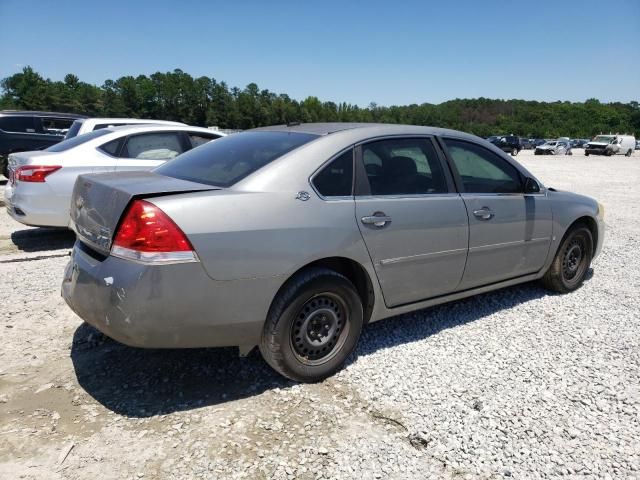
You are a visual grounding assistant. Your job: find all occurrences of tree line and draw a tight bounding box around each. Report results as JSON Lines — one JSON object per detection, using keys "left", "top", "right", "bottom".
{"left": 1, "top": 66, "right": 638, "bottom": 138}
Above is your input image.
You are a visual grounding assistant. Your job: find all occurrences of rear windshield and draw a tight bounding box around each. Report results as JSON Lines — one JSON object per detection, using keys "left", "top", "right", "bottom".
{"left": 64, "top": 119, "right": 85, "bottom": 139}
{"left": 155, "top": 131, "right": 318, "bottom": 187}
{"left": 46, "top": 129, "right": 112, "bottom": 152}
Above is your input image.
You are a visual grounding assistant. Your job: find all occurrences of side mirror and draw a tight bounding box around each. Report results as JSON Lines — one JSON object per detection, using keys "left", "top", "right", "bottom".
{"left": 524, "top": 177, "right": 541, "bottom": 194}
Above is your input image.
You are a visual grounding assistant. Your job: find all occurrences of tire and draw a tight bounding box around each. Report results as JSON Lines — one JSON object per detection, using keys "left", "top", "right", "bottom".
{"left": 567, "top": 150, "right": 573, "bottom": 156}
{"left": 585, "top": 152, "right": 589, "bottom": 156}
{"left": 260, "top": 267, "right": 364, "bottom": 382}
{"left": 511, "top": 148, "right": 518, "bottom": 156}
{"left": 626, "top": 149, "right": 632, "bottom": 157}
{"left": 0, "top": 156, "right": 7, "bottom": 179}
{"left": 541, "top": 225, "right": 593, "bottom": 293}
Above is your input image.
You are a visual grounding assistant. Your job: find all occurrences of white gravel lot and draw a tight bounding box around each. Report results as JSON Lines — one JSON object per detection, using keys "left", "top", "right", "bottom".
{"left": 0, "top": 151, "right": 639, "bottom": 479}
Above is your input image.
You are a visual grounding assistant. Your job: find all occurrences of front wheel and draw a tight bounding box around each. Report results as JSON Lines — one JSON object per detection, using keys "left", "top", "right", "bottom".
{"left": 511, "top": 148, "right": 518, "bottom": 156}
{"left": 541, "top": 225, "right": 593, "bottom": 293}
{"left": 260, "top": 267, "right": 363, "bottom": 382}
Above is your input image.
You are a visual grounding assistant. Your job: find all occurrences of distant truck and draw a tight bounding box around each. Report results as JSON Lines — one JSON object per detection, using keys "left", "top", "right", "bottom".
{"left": 585, "top": 134, "right": 636, "bottom": 157}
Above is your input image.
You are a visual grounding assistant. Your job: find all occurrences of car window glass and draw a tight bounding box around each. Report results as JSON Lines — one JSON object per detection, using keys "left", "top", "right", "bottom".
{"left": 444, "top": 139, "right": 522, "bottom": 194}
{"left": 46, "top": 129, "right": 112, "bottom": 152}
{"left": 0, "top": 116, "right": 35, "bottom": 133}
{"left": 98, "top": 138, "right": 123, "bottom": 156}
{"left": 155, "top": 131, "right": 318, "bottom": 188}
{"left": 41, "top": 117, "right": 74, "bottom": 135}
{"left": 122, "top": 132, "right": 185, "bottom": 160}
{"left": 188, "top": 133, "right": 218, "bottom": 148}
{"left": 313, "top": 150, "right": 353, "bottom": 197}
{"left": 65, "top": 120, "right": 84, "bottom": 139}
{"left": 361, "top": 138, "right": 447, "bottom": 195}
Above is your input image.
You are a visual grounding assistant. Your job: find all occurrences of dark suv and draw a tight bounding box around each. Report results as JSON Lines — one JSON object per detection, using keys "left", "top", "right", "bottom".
{"left": 490, "top": 135, "right": 522, "bottom": 156}
{"left": 0, "top": 111, "right": 87, "bottom": 177}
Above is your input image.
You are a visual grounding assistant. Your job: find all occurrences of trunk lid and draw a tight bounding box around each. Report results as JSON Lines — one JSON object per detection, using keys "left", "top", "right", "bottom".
{"left": 70, "top": 170, "right": 218, "bottom": 254}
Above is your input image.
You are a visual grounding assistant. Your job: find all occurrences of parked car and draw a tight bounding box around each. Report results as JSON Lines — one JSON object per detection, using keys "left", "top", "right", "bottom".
{"left": 61, "top": 123, "right": 604, "bottom": 382}
{"left": 532, "top": 139, "right": 547, "bottom": 148}
{"left": 585, "top": 135, "right": 636, "bottom": 157}
{"left": 535, "top": 140, "right": 572, "bottom": 155}
{"left": 65, "top": 117, "right": 186, "bottom": 140}
{"left": 635, "top": 140, "right": 640, "bottom": 150}
{"left": 5, "top": 125, "right": 224, "bottom": 227}
{"left": 570, "top": 139, "right": 587, "bottom": 149}
{"left": 0, "top": 110, "right": 87, "bottom": 178}
{"left": 521, "top": 138, "right": 533, "bottom": 150}
{"left": 489, "top": 135, "right": 522, "bottom": 156}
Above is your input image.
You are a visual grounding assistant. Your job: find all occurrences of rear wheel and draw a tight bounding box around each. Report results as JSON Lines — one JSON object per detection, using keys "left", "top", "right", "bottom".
{"left": 511, "top": 148, "right": 518, "bottom": 156}
{"left": 260, "top": 267, "right": 363, "bottom": 382}
{"left": 626, "top": 149, "right": 632, "bottom": 157}
{"left": 541, "top": 225, "right": 593, "bottom": 293}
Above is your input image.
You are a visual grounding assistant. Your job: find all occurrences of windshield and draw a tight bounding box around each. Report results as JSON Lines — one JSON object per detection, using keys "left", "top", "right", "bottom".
{"left": 545, "top": 142, "right": 557, "bottom": 146}
{"left": 64, "top": 119, "right": 85, "bottom": 139}
{"left": 593, "top": 135, "right": 614, "bottom": 143}
{"left": 155, "top": 131, "right": 319, "bottom": 187}
{"left": 46, "top": 129, "right": 112, "bottom": 152}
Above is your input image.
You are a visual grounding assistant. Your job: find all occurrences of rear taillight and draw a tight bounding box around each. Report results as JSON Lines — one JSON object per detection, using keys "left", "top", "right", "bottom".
{"left": 111, "top": 199, "right": 198, "bottom": 264}
{"left": 16, "top": 165, "right": 62, "bottom": 182}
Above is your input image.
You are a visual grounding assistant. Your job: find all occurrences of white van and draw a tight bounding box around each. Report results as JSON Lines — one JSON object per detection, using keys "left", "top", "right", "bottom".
{"left": 585, "top": 134, "right": 636, "bottom": 157}
{"left": 64, "top": 118, "right": 185, "bottom": 140}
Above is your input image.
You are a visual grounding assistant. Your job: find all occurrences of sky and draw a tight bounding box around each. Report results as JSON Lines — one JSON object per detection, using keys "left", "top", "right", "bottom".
{"left": 0, "top": 0, "right": 638, "bottom": 106}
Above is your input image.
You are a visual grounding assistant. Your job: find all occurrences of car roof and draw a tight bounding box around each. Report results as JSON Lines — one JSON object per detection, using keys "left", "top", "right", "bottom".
{"left": 0, "top": 110, "right": 87, "bottom": 119}
{"left": 250, "top": 122, "right": 482, "bottom": 141}
{"left": 78, "top": 118, "right": 185, "bottom": 124}
{"left": 104, "top": 124, "right": 225, "bottom": 135}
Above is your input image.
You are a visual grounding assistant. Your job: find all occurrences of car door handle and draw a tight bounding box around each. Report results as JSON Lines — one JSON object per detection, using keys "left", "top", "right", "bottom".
{"left": 361, "top": 212, "right": 392, "bottom": 228}
{"left": 473, "top": 208, "right": 494, "bottom": 220}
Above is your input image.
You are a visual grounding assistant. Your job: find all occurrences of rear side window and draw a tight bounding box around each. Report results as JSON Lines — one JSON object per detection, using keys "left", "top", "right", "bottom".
{"left": 0, "top": 116, "right": 35, "bottom": 133}
{"left": 188, "top": 132, "right": 220, "bottom": 148}
{"left": 40, "top": 117, "right": 74, "bottom": 135}
{"left": 361, "top": 138, "right": 448, "bottom": 195}
{"left": 98, "top": 138, "right": 123, "bottom": 156}
{"left": 121, "top": 132, "right": 186, "bottom": 160}
{"left": 156, "top": 131, "right": 318, "bottom": 187}
{"left": 46, "top": 129, "right": 112, "bottom": 152}
{"left": 443, "top": 138, "right": 523, "bottom": 194}
{"left": 313, "top": 150, "right": 353, "bottom": 197}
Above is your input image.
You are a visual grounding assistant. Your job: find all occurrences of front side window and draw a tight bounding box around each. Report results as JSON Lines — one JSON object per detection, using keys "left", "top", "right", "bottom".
{"left": 155, "top": 131, "right": 318, "bottom": 187}
{"left": 0, "top": 116, "right": 35, "bottom": 133}
{"left": 443, "top": 138, "right": 522, "bottom": 194}
{"left": 361, "top": 138, "right": 448, "bottom": 195}
{"left": 313, "top": 150, "right": 353, "bottom": 197}
{"left": 121, "top": 132, "right": 185, "bottom": 160}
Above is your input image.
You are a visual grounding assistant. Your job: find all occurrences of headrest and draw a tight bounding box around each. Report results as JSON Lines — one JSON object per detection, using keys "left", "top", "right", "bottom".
{"left": 384, "top": 156, "right": 417, "bottom": 177}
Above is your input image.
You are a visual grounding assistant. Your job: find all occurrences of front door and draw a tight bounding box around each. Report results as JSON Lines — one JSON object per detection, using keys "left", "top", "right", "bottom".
{"left": 354, "top": 137, "right": 469, "bottom": 307}
{"left": 441, "top": 138, "right": 552, "bottom": 290}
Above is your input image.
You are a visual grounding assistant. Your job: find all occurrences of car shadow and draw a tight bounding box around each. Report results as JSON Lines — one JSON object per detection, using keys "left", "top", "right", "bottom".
{"left": 9, "top": 228, "right": 75, "bottom": 252}
{"left": 71, "top": 272, "right": 592, "bottom": 418}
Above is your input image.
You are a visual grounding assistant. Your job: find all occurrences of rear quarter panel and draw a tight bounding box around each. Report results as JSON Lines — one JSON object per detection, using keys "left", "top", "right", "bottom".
{"left": 149, "top": 190, "right": 375, "bottom": 282}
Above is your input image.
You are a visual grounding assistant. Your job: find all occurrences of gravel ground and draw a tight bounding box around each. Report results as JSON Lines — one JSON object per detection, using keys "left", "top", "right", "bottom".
{"left": 0, "top": 151, "right": 639, "bottom": 479}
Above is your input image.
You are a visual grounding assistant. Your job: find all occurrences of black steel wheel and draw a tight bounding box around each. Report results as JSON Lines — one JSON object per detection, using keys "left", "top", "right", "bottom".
{"left": 541, "top": 225, "right": 593, "bottom": 293}
{"left": 260, "top": 267, "right": 363, "bottom": 382}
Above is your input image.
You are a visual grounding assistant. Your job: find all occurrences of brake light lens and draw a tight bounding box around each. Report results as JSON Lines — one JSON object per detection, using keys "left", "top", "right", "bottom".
{"left": 16, "top": 165, "right": 62, "bottom": 182}
{"left": 111, "top": 199, "right": 197, "bottom": 264}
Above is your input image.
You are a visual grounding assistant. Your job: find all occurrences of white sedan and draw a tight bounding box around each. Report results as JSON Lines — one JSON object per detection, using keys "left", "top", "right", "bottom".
{"left": 5, "top": 124, "right": 224, "bottom": 227}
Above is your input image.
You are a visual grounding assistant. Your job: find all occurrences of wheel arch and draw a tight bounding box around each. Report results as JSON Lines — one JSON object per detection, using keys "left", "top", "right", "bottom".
{"left": 563, "top": 215, "right": 599, "bottom": 254}
{"left": 271, "top": 256, "right": 376, "bottom": 324}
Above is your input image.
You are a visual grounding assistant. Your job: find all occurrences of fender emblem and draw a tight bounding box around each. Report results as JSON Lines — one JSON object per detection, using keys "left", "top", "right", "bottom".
{"left": 295, "top": 191, "right": 310, "bottom": 201}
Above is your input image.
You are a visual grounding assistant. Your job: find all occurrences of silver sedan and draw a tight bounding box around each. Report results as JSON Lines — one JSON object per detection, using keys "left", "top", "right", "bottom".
{"left": 62, "top": 123, "right": 604, "bottom": 382}
{"left": 5, "top": 124, "right": 224, "bottom": 227}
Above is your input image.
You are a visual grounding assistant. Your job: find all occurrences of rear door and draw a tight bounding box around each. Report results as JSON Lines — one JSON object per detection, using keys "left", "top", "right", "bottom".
{"left": 354, "top": 136, "right": 469, "bottom": 307}
{"left": 441, "top": 138, "right": 552, "bottom": 290}
{"left": 115, "top": 131, "right": 190, "bottom": 171}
